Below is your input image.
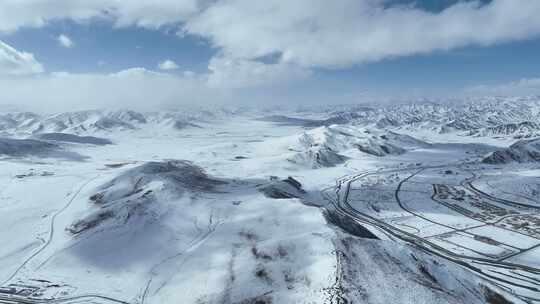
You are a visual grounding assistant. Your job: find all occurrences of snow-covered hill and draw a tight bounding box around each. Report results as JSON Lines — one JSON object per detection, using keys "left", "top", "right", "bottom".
{"left": 483, "top": 138, "right": 540, "bottom": 164}
{"left": 69, "top": 161, "right": 226, "bottom": 234}
{"left": 286, "top": 125, "right": 429, "bottom": 168}
{"left": 0, "top": 137, "right": 89, "bottom": 161}
{"left": 0, "top": 109, "right": 215, "bottom": 135}
{"left": 0, "top": 137, "right": 59, "bottom": 157}
{"left": 59, "top": 160, "right": 528, "bottom": 304}
{"left": 34, "top": 133, "right": 113, "bottom": 145}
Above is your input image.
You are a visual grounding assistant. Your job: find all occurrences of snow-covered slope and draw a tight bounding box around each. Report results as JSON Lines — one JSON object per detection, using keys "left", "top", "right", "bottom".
{"left": 259, "top": 112, "right": 362, "bottom": 128}
{"left": 0, "top": 137, "right": 90, "bottom": 161}
{"left": 306, "top": 96, "right": 540, "bottom": 138}
{"left": 286, "top": 125, "right": 429, "bottom": 168}
{"left": 63, "top": 160, "right": 526, "bottom": 304}
{"left": 69, "top": 161, "right": 225, "bottom": 234}
{"left": 258, "top": 115, "right": 325, "bottom": 127}
{"left": 33, "top": 133, "right": 113, "bottom": 145}
{"left": 24, "top": 110, "right": 139, "bottom": 134}
{"left": 335, "top": 235, "right": 523, "bottom": 304}
{"left": 2, "top": 96, "right": 540, "bottom": 139}
{"left": 0, "top": 138, "right": 59, "bottom": 157}
{"left": 259, "top": 176, "right": 306, "bottom": 199}
{"left": 483, "top": 138, "right": 540, "bottom": 164}
{"left": 0, "top": 109, "right": 213, "bottom": 136}
{"left": 468, "top": 121, "right": 540, "bottom": 138}
{"left": 0, "top": 108, "right": 533, "bottom": 304}
{"left": 7, "top": 159, "right": 340, "bottom": 304}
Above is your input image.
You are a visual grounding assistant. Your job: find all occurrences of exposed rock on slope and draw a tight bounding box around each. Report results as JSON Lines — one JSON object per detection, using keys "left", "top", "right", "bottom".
{"left": 287, "top": 125, "right": 428, "bottom": 168}
{"left": 483, "top": 138, "right": 540, "bottom": 164}
{"left": 0, "top": 138, "right": 59, "bottom": 157}
{"left": 335, "top": 235, "right": 523, "bottom": 304}
{"left": 259, "top": 112, "right": 362, "bottom": 128}
{"left": 258, "top": 115, "right": 324, "bottom": 127}
{"left": 312, "top": 96, "right": 540, "bottom": 136}
{"left": 3, "top": 96, "right": 540, "bottom": 138}
{"left": 288, "top": 144, "right": 348, "bottom": 168}
{"left": 68, "top": 161, "right": 226, "bottom": 234}
{"left": 259, "top": 176, "right": 306, "bottom": 199}
{"left": 468, "top": 121, "right": 540, "bottom": 138}
{"left": 354, "top": 140, "right": 405, "bottom": 156}
{"left": 34, "top": 133, "right": 113, "bottom": 145}
{"left": 0, "top": 137, "right": 88, "bottom": 160}
{"left": 172, "top": 120, "right": 201, "bottom": 130}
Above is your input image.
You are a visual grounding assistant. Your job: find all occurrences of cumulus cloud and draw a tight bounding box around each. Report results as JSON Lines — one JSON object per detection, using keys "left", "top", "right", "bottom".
{"left": 0, "top": 40, "right": 44, "bottom": 75}
{"left": 158, "top": 59, "right": 179, "bottom": 70}
{"left": 1, "top": 1, "right": 540, "bottom": 69}
{"left": 185, "top": 0, "right": 540, "bottom": 68}
{"left": 2, "top": 0, "right": 540, "bottom": 110}
{"left": 58, "top": 34, "right": 74, "bottom": 48}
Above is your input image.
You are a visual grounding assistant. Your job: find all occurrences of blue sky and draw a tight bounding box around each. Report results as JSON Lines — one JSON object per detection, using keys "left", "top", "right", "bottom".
{"left": 4, "top": 18, "right": 540, "bottom": 89}
{"left": 324, "top": 38, "right": 540, "bottom": 91}
{"left": 0, "top": 20, "right": 214, "bottom": 74}
{"left": 0, "top": 0, "right": 539, "bottom": 111}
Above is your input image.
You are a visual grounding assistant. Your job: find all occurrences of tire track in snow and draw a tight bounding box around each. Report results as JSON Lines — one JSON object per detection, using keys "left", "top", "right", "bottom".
{"left": 1, "top": 175, "right": 100, "bottom": 286}
{"left": 140, "top": 211, "right": 221, "bottom": 304}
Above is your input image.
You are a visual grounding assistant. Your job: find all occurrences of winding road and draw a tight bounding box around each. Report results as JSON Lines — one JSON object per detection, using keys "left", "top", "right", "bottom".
{"left": 3, "top": 163, "right": 540, "bottom": 303}
{"left": 322, "top": 164, "right": 540, "bottom": 303}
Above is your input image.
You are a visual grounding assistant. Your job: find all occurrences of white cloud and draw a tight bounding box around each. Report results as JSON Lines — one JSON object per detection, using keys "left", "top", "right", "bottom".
{"left": 2, "top": 0, "right": 540, "bottom": 110}
{"left": 0, "top": 64, "right": 309, "bottom": 112}
{"left": 465, "top": 78, "right": 540, "bottom": 96}
{"left": 0, "top": 40, "right": 44, "bottom": 75}
{"left": 158, "top": 59, "right": 179, "bottom": 70}
{"left": 2, "top": 1, "right": 540, "bottom": 70}
{"left": 109, "top": 0, "right": 200, "bottom": 28}
{"left": 185, "top": 0, "right": 540, "bottom": 68}
{"left": 0, "top": 0, "right": 200, "bottom": 33}
{"left": 0, "top": 68, "right": 206, "bottom": 112}
{"left": 183, "top": 70, "right": 195, "bottom": 77}
{"left": 207, "top": 56, "right": 310, "bottom": 89}
{"left": 58, "top": 34, "right": 74, "bottom": 48}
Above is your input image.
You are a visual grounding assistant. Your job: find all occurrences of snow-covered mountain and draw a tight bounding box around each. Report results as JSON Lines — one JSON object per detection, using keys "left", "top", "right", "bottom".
{"left": 0, "top": 109, "right": 216, "bottom": 135}
{"left": 467, "top": 121, "right": 540, "bottom": 138}
{"left": 2, "top": 96, "right": 540, "bottom": 139}
{"left": 483, "top": 137, "right": 540, "bottom": 164}
{"left": 287, "top": 125, "right": 429, "bottom": 168}
{"left": 310, "top": 96, "right": 540, "bottom": 137}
